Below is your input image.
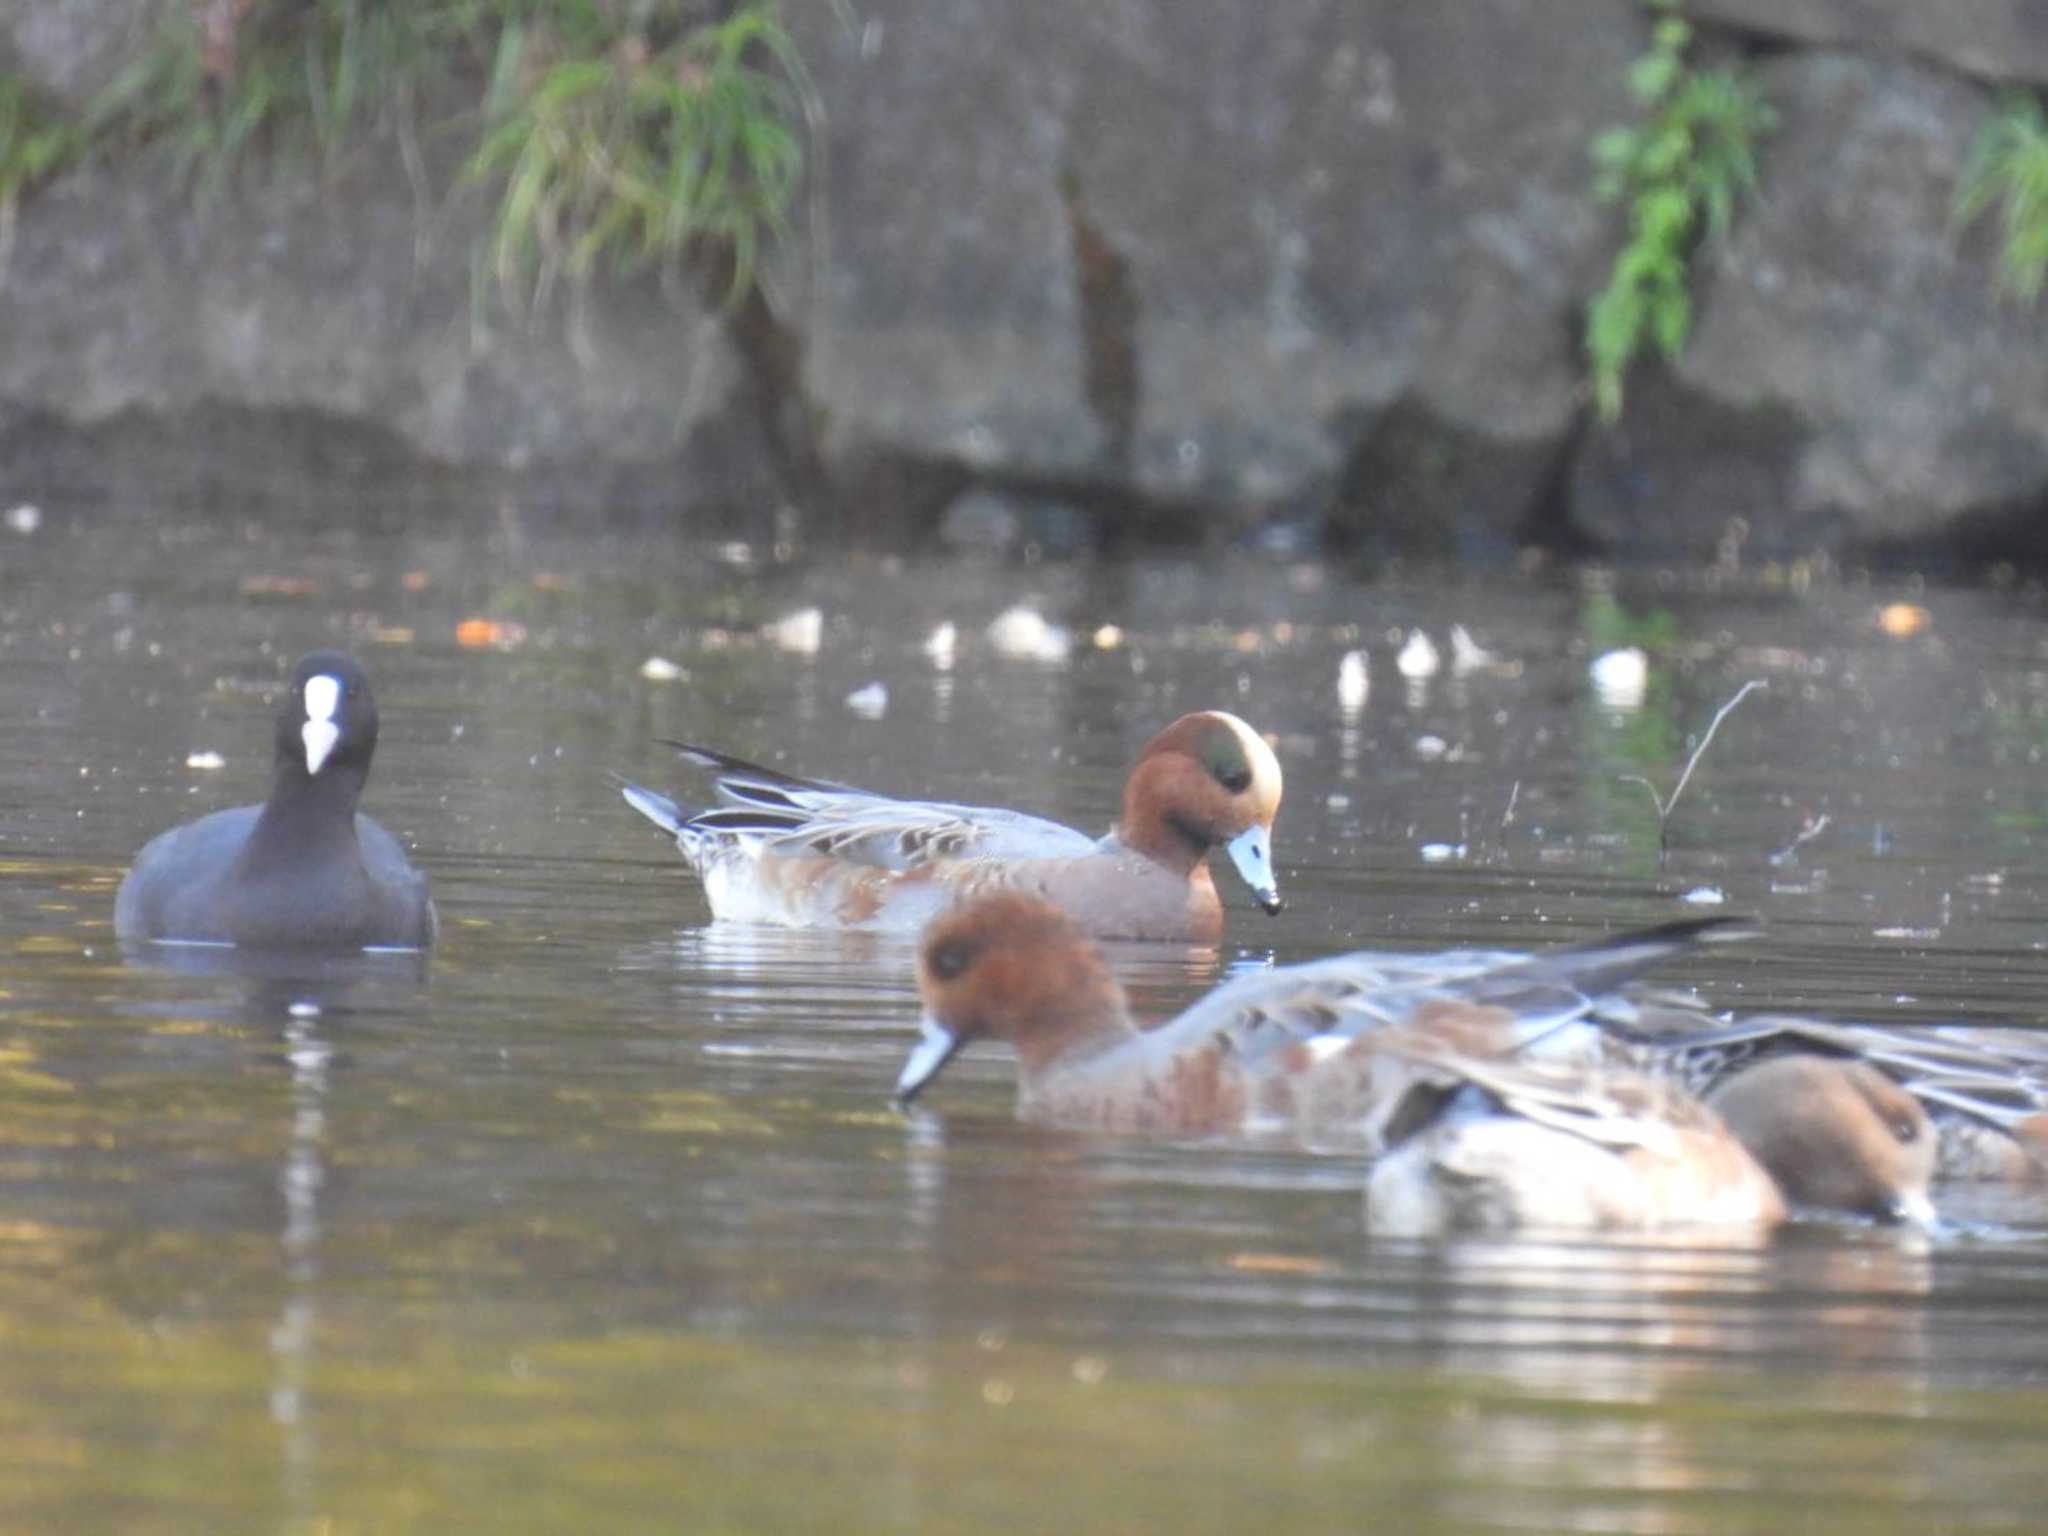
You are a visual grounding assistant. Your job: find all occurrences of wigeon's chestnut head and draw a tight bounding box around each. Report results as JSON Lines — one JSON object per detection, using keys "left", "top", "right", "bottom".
{"left": 1116, "top": 712, "right": 1284, "bottom": 916}
{"left": 896, "top": 893, "right": 1135, "bottom": 1111}
{"left": 619, "top": 709, "right": 1286, "bottom": 941}
{"left": 1703, "top": 1057, "right": 1936, "bottom": 1227}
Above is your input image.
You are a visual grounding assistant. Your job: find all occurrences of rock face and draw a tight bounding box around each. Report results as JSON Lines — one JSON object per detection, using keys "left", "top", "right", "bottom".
{"left": 1688, "top": 0, "right": 2048, "bottom": 90}
{"left": 0, "top": 139, "right": 777, "bottom": 527}
{"left": 0, "top": 0, "right": 174, "bottom": 108}
{"left": 5, "top": 3, "right": 2048, "bottom": 559}
{"left": 788, "top": 0, "right": 1647, "bottom": 551}
{"left": 1576, "top": 53, "right": 2048, "bottom": 558}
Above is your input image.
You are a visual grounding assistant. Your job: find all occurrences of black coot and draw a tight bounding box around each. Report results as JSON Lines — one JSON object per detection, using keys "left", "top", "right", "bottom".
{"left": 115, "top": 651, "right": 436, "bottom": 950}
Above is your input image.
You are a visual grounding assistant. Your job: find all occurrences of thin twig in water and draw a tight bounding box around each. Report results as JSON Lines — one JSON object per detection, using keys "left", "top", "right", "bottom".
{"left": 1501, "top": 779, "right": 1522, "bottom": 832}
{"left": 1619, "top": 678, "right": 1766, "bottom": 860}
{"left": 1769, "top": 812, "right": 1830, "bottom": 867}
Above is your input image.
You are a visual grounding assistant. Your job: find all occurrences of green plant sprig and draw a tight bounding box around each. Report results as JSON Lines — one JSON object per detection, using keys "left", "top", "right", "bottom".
{"left": 63, "top": 0, "right": 807, "bottom": 315}
{"left": 0, "top": 73, "right": 83, "bottom": 231}
{"left": 466, "top": 3, "right": 807, "bottom": 314}
{"left": 1956, "top": 90, "right": 2048, "bottom": 304}
{"left": 1584, "top": 4, "right": 1773, "bottom": 421}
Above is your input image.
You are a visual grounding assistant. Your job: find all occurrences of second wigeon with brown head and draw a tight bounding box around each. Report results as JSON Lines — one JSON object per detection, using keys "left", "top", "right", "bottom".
{"left": 619, "top": 711, "right": 1283, "bottom": 942}
{"left": 893, "top": 895, "right": 1748, "bottom": 1141}
{"left": 895, "top": 894, "right": 1947, "bottom": 1233}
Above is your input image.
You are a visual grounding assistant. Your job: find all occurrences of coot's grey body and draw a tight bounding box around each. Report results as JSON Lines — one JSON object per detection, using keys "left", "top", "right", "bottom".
{"left": 115, "top": 651, "right": 436, "bottom": 950}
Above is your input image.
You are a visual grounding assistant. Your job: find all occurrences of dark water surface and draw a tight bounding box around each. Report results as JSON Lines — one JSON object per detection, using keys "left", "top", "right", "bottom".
{"left": 5, "top": 514, "right": 2048, "bottom": 1531}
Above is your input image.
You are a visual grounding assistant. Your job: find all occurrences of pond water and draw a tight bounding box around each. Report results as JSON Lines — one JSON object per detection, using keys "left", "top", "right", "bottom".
{"left": 4, "top": 510, "right": 2048, "bottom": 1532}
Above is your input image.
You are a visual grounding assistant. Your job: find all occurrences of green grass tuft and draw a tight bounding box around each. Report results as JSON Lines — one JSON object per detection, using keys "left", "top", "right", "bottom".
{"left": 465, "top": 4, "right": 808, "bottom": 313}
{"left": 63, "top": 0, "right": 807, "bottom": 312}
{"left": 0, "top": 73, "right": 84, "bottom": 237}
{"left": 1585, "top": 3, "right": 1773, "bottom": 422}
{"left": 1956, "top": 91, "right": 2048, "bottom": 305}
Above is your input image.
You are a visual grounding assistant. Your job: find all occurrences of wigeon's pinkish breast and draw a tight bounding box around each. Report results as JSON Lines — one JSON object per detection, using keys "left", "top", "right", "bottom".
{"left": 892, "top": 895, "right": 1943, "bottom": 1232}
{"left": 620, "top": 711, "right": 1283, "bottom": 941}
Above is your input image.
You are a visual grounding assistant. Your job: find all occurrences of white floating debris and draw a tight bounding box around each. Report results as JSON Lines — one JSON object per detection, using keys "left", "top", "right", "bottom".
{"left": 764, "top": 607, "right": 823, "bottom": 655}
{"left": 4, "top": 503, "right": 42, "bottom": 535}
{"left": 1420, "top": 842, "right": 1465, "bottom": 863}
{"left": 185, "top": 751, "right": 226, "bottom": 770}
{"left": 924, "top": 621, "right": 958, "bottom": 669}
{"left": 1449, "top": 624, "right": 1497, "bottom": 675}
{"left": 1413, "top": 734, "right": 1448, "bottom": 761}
{"left": 638, "top": 655, "right": 684, "bottom": 682}
{"left": 1092, "top": 623, "right": 1124, "bottom": 650}
{"left": 845, "top": 681, "right": 889, "bottom": 719}
{"left": 1678, "top": 886, "right": 1726, "bottom": 906}
{"left": 1336, "top": 649, "right": 1370, "bottom": 712}
{"left": 1396, "top": 629, "right": 1440, "bottom": 679}
{"left": 1590, "top": 647, "right": 1648, "bottom": 709}
{"left": 987, "top": 604, "right": 1071, "bottom": 663}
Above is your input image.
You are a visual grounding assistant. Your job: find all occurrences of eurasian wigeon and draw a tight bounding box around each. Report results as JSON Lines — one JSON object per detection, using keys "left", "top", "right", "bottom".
{"left": 115, "top": 651, "right": 435, "bottom": 950}
{"left": 1576, "top": 1001, "right": 2048, "bottom": 1188}
{"left": 620, "top": 711, "right": 1284, "bottom": 941}
{"left": 1360, "top": 1044, "right": 1788, "bottom": 1236}
{"left": 893, "top": 895, "right": 1942, "bottom": 1230}
{"left": 891, "top": 894, "right": 1745, "bottom": 1138}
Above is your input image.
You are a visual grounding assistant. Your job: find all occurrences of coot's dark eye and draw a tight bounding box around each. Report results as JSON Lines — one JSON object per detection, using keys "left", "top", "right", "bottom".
{"left": 927, "top": 939, "right": 976, "bottom": 981}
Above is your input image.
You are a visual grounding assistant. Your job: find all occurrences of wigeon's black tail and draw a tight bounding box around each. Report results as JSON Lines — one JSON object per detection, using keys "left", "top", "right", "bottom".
{"left": 1533, "top": 915, "right": 1758, "bottom": 996}
{"left": 618, "top": 778, "right": 686, "bottom": 836}
{"left": 657, "top": 739, "right": 859, "bottom": 813}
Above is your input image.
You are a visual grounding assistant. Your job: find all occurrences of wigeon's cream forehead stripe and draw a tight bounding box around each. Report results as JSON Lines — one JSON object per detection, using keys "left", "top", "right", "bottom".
{"left": 1214, "top": 712, "right": 1281, "bottom": 789}
{"left": 304, "top": 674, "right": 341, "bottom": 724}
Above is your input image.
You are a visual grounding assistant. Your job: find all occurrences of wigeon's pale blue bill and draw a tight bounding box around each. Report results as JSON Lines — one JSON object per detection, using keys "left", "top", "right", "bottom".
{"left": 894, "top": 1016, "right": 963, "bottom": 1105}
{"left": 1890, "top": 1187, "right": 1939, "bottom": 1230}
{"left": 302, "top": 672, "right": 342, "bottom": 775}
{"left": 1225, "top": 823, "right": 1282, "bottom": 914}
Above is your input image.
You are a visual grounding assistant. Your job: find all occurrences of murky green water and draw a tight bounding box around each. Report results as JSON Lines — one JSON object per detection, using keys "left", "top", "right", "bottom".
{"left": 5, "top": 512, "right": 2048, "bottom": 1531}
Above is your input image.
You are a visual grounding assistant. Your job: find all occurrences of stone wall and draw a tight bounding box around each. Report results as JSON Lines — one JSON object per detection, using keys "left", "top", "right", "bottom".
{"left": 5, "top": 0, "right": 2048, "bottom": 561}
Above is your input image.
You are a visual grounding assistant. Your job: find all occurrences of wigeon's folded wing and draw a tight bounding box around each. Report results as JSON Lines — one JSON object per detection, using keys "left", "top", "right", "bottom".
{"left": 1150, "top": 916, "right": 1756, "bottom": 1069}
{"left": 656, "top": 740, "right": 1097, "bottom": 870}
{"left": 1140, "top": 948, "right": 1533, "bottom": 1068}
{"left": 1908, "top": 1072, "right": 2048, "bottom": 1132}
{"left": 1370, "top": 1036, "right": 1708, "bottom": 1159}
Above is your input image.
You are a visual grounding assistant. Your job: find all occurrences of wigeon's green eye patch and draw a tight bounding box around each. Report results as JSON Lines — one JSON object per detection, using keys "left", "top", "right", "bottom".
{"left": 1201, "top": 730, "right": 1254, "bottom": 794}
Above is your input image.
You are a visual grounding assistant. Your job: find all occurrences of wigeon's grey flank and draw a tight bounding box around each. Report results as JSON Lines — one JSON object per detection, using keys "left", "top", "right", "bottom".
{"left": 620, "top": 711, "right": 1283, "bottom": 941}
